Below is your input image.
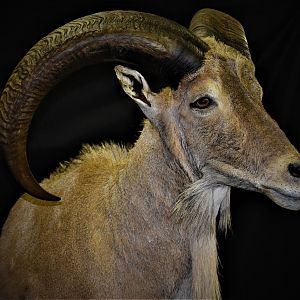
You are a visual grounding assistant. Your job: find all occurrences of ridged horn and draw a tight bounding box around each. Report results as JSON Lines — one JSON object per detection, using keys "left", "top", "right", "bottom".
{"left": 0, "top": 10, "right": 208, "bottom": 201}
{"left": 189, "top": 8, "right": 251, "bottom": 59}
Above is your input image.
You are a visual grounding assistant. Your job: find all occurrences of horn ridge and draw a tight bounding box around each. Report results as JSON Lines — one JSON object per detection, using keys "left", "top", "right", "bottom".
{"left": 189, "top": 8, "right": 251, "bottom": 59}
{"left": 0, "top": 10, "right": 208, "bottom": 201}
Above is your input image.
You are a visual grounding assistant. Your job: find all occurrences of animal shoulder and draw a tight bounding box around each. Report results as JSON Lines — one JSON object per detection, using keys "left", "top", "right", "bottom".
{"left": 22, "top": 143, "right": 130, "bottom": 205}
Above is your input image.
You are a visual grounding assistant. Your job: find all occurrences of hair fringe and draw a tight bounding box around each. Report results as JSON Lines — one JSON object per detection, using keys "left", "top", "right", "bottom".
{"left": 172, "top": 179, "right": 231, "bottom": 299}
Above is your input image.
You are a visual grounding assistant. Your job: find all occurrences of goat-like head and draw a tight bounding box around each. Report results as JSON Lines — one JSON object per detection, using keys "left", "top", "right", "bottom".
{"left": 114, "top": 9, "right": 300, "bottom": 211}
{"left": 0, "top": 9, "right": 299, "bottom": 212}
{"left": 194, "top": 42, "right": 300, "bottom": 210}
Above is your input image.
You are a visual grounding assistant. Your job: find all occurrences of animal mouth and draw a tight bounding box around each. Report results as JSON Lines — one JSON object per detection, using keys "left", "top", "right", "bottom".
{"left": 261, "top": 185, "right": 300, "bottom": 211}
{"left": 208, "top": 160, "right": 300, "bottom": 211}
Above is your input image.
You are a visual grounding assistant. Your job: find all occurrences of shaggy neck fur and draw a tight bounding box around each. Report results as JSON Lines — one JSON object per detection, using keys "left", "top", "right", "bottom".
{"left": 131, "top": 122, "right": 231, "bottom": 299}
{"left": 173, "top": 177, "right": 231, "bottom": 299}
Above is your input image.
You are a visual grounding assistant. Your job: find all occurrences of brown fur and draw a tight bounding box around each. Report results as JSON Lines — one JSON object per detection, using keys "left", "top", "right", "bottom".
{"left": 1, "top": 37, "right": 299, "bottom": 299}
{"left": 0, "top": 127, "right": 192, "bottom": 298}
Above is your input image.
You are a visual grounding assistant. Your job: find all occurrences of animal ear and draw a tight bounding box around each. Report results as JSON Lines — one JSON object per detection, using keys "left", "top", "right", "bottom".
{"left": 114, "top": 65, "right": 157, "bottom": 118}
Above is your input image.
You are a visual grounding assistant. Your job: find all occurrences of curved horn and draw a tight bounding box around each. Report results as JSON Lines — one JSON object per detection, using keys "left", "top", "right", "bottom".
{"left": 0, "top": 10, "right": 208, "bottom": 201}
{"left": 189, "top": 8, "right": 251, "bottom": 59}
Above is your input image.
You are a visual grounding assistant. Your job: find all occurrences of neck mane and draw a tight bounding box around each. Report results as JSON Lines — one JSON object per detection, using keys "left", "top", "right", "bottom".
{"left": 128, "top": 121, "right": 231, "bottom": 299}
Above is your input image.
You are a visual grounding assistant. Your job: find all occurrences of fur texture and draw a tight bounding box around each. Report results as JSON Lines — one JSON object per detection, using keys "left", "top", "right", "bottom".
{"left": 173, "top": 179, "right": 231, "bottom": 299}
{"left": 0, "top": 126, "right": 192, "bottom": 298}
{"left": 1, "top": 36, "right": 299, "bottom": 299}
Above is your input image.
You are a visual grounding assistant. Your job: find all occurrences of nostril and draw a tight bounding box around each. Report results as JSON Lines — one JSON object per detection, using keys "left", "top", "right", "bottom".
{"left": 288, "top": 163, "right": 300, "bottom": 178}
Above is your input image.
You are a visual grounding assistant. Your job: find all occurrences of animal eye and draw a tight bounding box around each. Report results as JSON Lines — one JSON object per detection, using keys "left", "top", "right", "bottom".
{"left": 190, "top": 96, "right": 213, "bottom": 110}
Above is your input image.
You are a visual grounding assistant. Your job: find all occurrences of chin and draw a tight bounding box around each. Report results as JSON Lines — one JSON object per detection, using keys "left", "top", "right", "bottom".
{"left": 264, "top": 189, "right": 300, "bottom": 211}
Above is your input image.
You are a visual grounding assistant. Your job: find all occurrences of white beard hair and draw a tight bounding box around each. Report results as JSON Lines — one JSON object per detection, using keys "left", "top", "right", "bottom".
{"left": 173, "top": 178, "right": 231, "bottom": 299}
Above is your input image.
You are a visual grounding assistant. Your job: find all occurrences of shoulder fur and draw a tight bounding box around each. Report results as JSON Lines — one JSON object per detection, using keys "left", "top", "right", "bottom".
{"left": 45, "top": 143, "right": 129, "bottom": 182}
{"left": 22, "top": 143, "right": 131, "bottom": 203}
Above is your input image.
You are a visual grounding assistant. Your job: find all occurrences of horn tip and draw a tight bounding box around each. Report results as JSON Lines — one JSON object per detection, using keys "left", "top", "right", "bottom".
{"left": 23, "top": 192, "right": 62, "bottom": 206}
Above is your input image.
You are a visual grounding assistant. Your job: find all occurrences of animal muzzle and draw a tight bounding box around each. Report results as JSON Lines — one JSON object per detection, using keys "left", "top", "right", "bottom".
{"left": 258, "top": 155, "right": 300, "bottom": 210}
{"left": 208, "top": 152, "right": 300, "bottom": 211}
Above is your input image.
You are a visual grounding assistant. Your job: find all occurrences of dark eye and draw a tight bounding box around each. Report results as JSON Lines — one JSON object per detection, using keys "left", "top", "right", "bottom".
{"left": 190, "top": 96, "right": 213, "bottom": 110}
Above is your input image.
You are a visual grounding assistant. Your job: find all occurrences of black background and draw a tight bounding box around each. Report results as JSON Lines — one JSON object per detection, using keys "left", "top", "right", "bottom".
{"left": 0, "top": 1, "right": 299, "bottom": 299}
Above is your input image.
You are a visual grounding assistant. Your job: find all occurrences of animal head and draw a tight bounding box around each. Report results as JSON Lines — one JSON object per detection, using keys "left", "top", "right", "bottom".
{"left": 0, "top": 9, "right": 299, "bottom": 210}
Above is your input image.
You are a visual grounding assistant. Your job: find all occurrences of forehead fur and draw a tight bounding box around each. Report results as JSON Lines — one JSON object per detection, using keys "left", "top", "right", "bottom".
{"left": 183, "top": 36, "right": 255, "bottom": 84}
{"left": 203, "top": 36, "right": 254, "bottom": 69}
